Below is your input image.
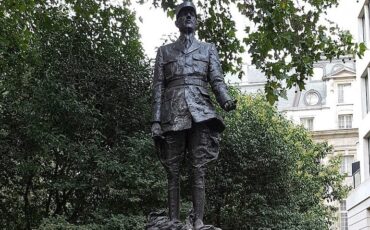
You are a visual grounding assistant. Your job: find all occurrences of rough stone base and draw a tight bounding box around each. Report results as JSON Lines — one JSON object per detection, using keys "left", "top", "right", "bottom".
{"left": 146, "top": 210, "right": 221, "bottom": 230}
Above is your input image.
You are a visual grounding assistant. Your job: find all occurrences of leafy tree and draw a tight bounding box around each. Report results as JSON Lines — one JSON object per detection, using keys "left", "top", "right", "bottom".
{"left": 205, "top": 93, "right": 348, "bottom": 229}
{"left": 141, "top": 0, "right": 365, "bottom": 104}
{"left": 0, "top": 0, "right": 166, "bottom": 229}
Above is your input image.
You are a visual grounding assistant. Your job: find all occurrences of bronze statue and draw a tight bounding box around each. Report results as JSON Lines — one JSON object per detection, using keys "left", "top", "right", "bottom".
{"left": 150, "top": 1, "right": 236, "bottom": 229}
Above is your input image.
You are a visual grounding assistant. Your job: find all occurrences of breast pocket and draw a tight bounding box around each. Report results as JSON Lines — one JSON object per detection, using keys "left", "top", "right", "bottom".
{"left": 192, "top": 54, "right": 209, "bottom": 74}
{"left": 163, "top": 59, "right": 177, "bottom": 79}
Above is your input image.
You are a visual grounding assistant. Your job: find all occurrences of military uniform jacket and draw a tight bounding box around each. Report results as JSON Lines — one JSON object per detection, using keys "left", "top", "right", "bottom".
{"left": 152, "top": 36, "right": 232, "bottom": 133}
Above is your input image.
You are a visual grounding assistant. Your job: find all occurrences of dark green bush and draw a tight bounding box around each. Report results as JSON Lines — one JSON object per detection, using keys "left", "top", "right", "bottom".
{"left": 206, "top": 94, "right": 348, "bottom": 230}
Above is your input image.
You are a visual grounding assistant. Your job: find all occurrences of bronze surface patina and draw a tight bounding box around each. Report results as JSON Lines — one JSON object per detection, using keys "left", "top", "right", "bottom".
{"left": 147, "top": 1, "right": 236, "bottom": 229}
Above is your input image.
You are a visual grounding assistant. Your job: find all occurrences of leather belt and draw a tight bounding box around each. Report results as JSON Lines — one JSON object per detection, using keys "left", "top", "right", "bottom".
{"left": 166, "top": 77, "right": 207, "bottom": 88}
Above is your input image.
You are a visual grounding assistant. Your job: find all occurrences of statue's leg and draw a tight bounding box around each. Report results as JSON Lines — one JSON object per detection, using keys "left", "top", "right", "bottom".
{"left": 163, "top": 131, "right": 186, "bottom": 221}
{"left": 192, "top": 165, "right": 206, "bottom": 228}
{"left": 188, "top": 122, "right": 220, "bottom": 229}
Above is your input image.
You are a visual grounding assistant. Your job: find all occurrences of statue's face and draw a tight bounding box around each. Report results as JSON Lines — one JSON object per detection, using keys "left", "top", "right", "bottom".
{"left": 175, "top": 7, "right": 197, "bottom": 33}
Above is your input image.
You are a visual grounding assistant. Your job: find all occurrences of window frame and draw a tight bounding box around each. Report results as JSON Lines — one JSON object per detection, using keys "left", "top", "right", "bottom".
{"left": 365, "top": 71, "right": 370, "bottom": 114}
{"left": 337, "top": 83, "right": 351, "bottom": 104}
{"left": 300, "top": 117, "right": 314, "bottom": 131}
{"left": 338, "top": 114, "right": 353, "bottom": 129}
{"left": 340, "top": 154, "right": 355, "bottom": 176}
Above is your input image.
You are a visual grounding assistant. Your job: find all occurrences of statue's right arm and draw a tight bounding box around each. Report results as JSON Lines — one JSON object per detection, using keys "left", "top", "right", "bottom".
{"left": 151, "top": 47, "right": 164, "bottom": 138}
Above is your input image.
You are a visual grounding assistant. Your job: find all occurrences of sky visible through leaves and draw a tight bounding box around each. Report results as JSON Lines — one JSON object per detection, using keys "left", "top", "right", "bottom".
{"left": 133, "top": 0, "right": 358, "bottom": 60}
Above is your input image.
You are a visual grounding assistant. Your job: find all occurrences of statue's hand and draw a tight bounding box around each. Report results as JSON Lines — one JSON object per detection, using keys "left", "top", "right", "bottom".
{"left": 223, "top": 99, "right": 237, "bottom": 112}
{"left": 151, "top": 122, "right": 164, "bottom": 140}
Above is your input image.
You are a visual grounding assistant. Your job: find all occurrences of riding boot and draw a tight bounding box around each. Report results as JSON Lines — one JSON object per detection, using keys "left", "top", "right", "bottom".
{"left": 168, "top": 186, "right": 180, "bottom": 221}
{"left": 192, "top": 166, "right": 206, "bottom": 229}
{"left": 192, "top": 186, "right": 205, "bottom": 229}
{"left": 167, "top": 165, "right": 180, "bottom": 221}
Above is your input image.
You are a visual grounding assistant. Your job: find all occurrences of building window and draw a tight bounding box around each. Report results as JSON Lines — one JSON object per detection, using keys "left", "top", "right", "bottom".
{"left": 340, "top": 200, "right": 348, "bottom": 230}
{"left": 365, "top": 73, "right": 369, "bottom": 114}
{"left": 340, "top": 155, "right": 354, "bottom": 176}
{"left": 338, "top": 83, "right": 351, "bottom": 104}
{"left": 304, "top": 90, "right": 321, "bottom": 106}
{"left": 368, "top": 3, "right": 370, "bottom": 42}
{"left": 362, "top": 15, "right": 366, "bottom": 43}
{"left": 352, "top": 161, "right": 361, "bottom": 188}
{"left": 300, "top": 117, "right": 314, "bottom": 131}
{"left": 368, "top": 138, "right": 370, "bottom": 174}
{"left": 338, "top": 114, "right": 352, "bottom": 129}
{"left": 340, "top": 200, "right": 346, "bottom": 211}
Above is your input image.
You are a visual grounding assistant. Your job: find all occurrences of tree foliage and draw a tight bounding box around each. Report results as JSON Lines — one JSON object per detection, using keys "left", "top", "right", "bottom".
{"left": 143, "top": 0, "right": 365, "bottom": 104}
{"left": 0, "top": 0, "right": 165, "bottom": 229}
{"left": 205, "top": 93, "right": 348, "bottom": 229}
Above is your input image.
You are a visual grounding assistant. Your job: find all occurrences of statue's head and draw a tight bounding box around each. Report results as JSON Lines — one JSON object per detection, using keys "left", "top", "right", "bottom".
{"left": 175, "top": 1, "right": 197, "bottom": 33}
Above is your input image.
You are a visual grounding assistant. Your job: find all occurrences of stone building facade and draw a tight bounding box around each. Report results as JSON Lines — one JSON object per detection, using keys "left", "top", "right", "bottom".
{"left": 346, "top": 1, "right": 370, "bottom": 229}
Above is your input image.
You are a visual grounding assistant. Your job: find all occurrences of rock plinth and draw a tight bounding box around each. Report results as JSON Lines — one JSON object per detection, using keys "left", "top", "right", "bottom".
{"left": 146, "top": 211, "right": 221, "bottom": 230}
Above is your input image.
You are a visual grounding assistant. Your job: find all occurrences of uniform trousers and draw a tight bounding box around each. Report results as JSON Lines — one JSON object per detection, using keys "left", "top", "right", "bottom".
{"left": 158, "top": 121, "right": 220, "bottom": 221}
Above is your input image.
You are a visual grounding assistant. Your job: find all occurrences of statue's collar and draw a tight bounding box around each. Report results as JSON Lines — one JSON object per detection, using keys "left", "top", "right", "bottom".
{"left": 174, "top": 33, "right": 199, "bottom": 54}
{"left": 178, "top": 33, "right": 195, "bottom": 44}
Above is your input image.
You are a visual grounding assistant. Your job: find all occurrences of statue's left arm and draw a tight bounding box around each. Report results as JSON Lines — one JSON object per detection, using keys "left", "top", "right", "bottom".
{"left": 208, "top": 44, "right": 236, "bottom": 111}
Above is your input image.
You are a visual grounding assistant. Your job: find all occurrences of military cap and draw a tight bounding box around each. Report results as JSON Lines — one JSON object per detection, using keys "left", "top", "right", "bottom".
{"left": 175, "top": 0, "right": 196, "bottom": 19}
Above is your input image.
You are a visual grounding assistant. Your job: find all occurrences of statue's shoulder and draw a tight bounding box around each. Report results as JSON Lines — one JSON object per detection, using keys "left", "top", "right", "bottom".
{"left": 198, "top": 40, "right": 212, "bottom": 46}
{"left": 158, "top": 42, "right": 176, "bottom": 52}
{"left": 197, "top": 40, "right": 216, "bottom": 51}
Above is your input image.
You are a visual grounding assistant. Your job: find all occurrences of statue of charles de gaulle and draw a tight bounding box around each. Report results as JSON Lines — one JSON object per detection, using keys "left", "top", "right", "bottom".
{"left": 150, "top": 1, "right": 236, "bottom": 229}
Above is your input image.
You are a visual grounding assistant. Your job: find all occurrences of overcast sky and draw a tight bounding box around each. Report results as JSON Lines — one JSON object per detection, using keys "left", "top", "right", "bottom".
{"left": 132, "top": 0, "right": 360, "bottom": 59}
